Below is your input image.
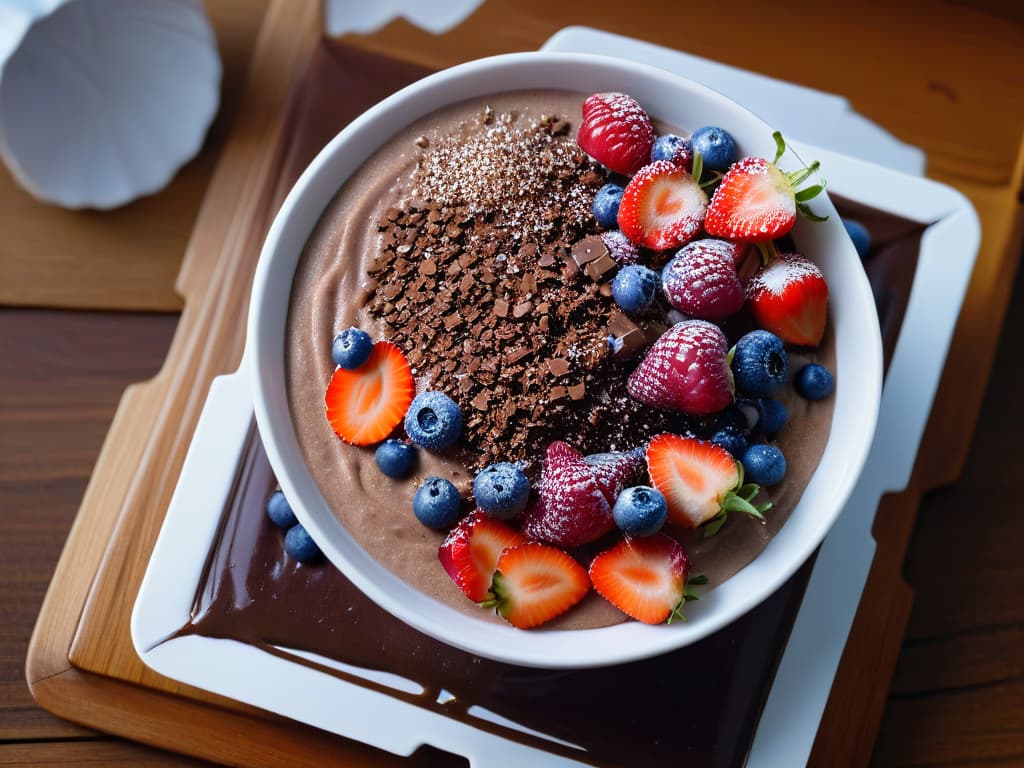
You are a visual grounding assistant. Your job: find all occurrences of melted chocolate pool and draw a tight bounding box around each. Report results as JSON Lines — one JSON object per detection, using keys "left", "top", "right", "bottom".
{"left": 171, "top": 199, "right": 924, "bottom": 766}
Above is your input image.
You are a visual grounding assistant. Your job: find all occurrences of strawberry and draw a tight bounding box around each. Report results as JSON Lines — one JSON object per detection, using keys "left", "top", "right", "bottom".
{"left": 646, "top": 433, "right": 769, "bottom": 535}
{"left": 617, "top": 161, "right": 708, "bottom": 252}
{"left": 627, "top": 320, "right": 734, "bottom": 415}
{"left": 576, "top": 92, "right": 655, "bottom": 176}
{"left": 324, "top": 341, "right": 414, "bottom": 446}
{"left": 438, "top": 511, "right": 525, "bottom": 602}
{"left": 521, "top": 442, "right": 641, "bottom": 548}
{"left": 589, "top": 534, "right": 690, "bottom": 624}
{"left": 483, "top": 542, "right": 590, "bottom": 629}
{"left": 746, "top": 252, "right": 829, "bottom": 347}
{"left": 661, "top": 238, "right": 745, "bottom": 320}
{"left": 704, "top": 132, "right": 825, "bottom": 243}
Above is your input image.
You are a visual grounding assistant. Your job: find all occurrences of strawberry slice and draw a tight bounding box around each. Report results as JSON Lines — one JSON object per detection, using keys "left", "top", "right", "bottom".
{"left": 577, "top": 92, "right": 655, "bottom": 176}
{"left": 646, "top": 433, "right": 770, "bottom": 535}
{"left": 617, "top": 161, "right": 708, "bottom": 252}
{"left": 484, "top": 542, "right": 590, "bottom": 629}
{"left": 324, "top": 341, "right": 414, "bottom": 446}
{"left": 746, "top": 252, "right": 829, "bottom": 347}
{"left": 705, "top": 132, "right": 825, "bottom": 243}
{"left": 589, "top": 534, "right": 690, "bottom": 624}
{"left": 438, "top": 511, "right": 525, "bottom": 602}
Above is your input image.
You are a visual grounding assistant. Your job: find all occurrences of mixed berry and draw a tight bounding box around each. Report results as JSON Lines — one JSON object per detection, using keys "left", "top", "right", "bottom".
{"left": 315, "top": 91, "right": 839, "bottom": 630}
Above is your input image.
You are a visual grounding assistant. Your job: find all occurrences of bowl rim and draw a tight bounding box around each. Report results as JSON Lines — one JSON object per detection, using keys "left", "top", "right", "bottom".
{"left": 248, "top": 51, "right": 883, "bottom": 668}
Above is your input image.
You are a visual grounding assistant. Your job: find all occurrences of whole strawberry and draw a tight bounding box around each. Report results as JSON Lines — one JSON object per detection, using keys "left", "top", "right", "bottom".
{"left": 577, "top": 93, "right": 656, "bottom": 177}
{"left": 627, "top": 320, "right": 734, "bottom": 415}
{"left": 661, "top": 239, "right": 745, "bottom": 320}
{"left": 705, "top": 132, "right": 825, "bottom": 243}
{"left": 522, "top": 442, "right": 642, "bottom": 547}
{"left": 746, "top": 252, "right": 829, "bottom": 346}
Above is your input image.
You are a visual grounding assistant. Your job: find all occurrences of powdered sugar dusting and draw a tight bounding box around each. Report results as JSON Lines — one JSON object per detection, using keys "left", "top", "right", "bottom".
{"left": 748, "top": 252, "right": 824, "bottom": 296}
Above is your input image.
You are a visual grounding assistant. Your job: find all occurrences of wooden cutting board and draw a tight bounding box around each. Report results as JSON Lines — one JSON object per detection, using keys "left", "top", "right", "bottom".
{"left": 24, "top": 0, "right": 1024, "bottom": 766}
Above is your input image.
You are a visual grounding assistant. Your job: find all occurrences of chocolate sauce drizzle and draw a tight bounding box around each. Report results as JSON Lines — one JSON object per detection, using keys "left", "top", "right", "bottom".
{"left": 170, "top": 199, "right": 924, "bottom": 766}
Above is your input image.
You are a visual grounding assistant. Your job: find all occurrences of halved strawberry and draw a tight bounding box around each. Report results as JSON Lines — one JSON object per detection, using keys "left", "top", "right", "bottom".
{"left": 617, "top": 161, "right": 708, "bottom": 252}
{"left": 324, "top": 341, "right": 413, "bottom": 446}
{"left": 438, "top": 511, "right": 525, "bottom": 602}
{"left": 577, "top": 93, "right": 655, "bottom": 176}
{"left": 705, "top": 133, "right": 825, "bottom": 243}
{"left": 483, "top": 542, "right": 590, "bottom": 629}
{"left": 646, "top": 434, "right": 769, "bottom": 536}
{"left": 746, "top": 252, "right": 829, "bottom": 347}
{"left": 589, "top": 534, "right": 689, "bottom": 624}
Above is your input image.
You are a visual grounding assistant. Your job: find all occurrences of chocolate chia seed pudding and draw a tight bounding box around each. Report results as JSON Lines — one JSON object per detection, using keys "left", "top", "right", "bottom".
{"left": 285, "top": 89, "right": 835, "bottom": 629}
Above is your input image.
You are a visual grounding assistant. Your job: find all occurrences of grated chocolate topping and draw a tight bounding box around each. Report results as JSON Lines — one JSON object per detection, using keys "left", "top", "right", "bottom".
{"left": 365, "top": 114, "right": 676, "bottom": 468}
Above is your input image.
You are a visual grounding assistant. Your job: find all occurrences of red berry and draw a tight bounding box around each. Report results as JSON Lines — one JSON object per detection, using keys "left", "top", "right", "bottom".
{"left": 627, "top": 320, "right": 734, "bottom": 415}
{"left": 486, "top": 542, "right": 590, "bottom": 629}
{"left": 577, "top": 92, "right": 655, "bottom": 176}
{"left": 705, "top": 156, "right": 795, "bottom": 242}
{"left": 661, "top": 238, "right": 745, "bottom": 320}
{"left": 324, "top": 341, "right": 414, "bottom": 446}
{"left": 746, "top": 252, "right": 829, "bottom": 346}
{"left": 438, "top": 511, "right": 525, "bottom": 602}
{"left": 646, "top": 434, "right": 740, "bottom": 528}
{"left": 589, "top": 533, "right": 689, "bottom": 624}
{"left": 521, "top": 442, "right": 641, "bottom": 548}
{"left": 617, "top": 161, "right": 708, "bottom": 252}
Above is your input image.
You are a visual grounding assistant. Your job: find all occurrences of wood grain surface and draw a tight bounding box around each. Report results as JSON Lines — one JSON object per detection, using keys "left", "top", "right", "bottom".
{"left": 2, "top": 0, "right": 1023, "bottom": 765}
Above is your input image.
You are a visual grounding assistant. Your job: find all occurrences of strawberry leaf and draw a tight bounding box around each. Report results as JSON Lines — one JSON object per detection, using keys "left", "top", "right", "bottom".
{"left": 797, "top": 202, "right": 829, "bottom": 222}
{"left": 795, "top": 183, "right": 826, "bottom": 202}
{"left": 772, "top": 131, "right": 786, "bottom": 165}
{"left": 703, "top": 511, "right": 728, "bottom": 538}
{"left": 691, "top": 150, "right": 704, "bottom": 184}
{"left": 689, "top": 574, "right": 709, "bottom": 586}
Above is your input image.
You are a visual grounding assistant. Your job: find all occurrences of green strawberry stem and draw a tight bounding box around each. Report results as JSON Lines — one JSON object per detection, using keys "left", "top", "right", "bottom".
{"left": 771, "top": 130, "right": 828, "bottom": 221}
{"left": 668, "top": 574, "right": 709, "bottom": 624}
{"left": 702, "top": 462, "right": 773, "bottom": 539}
{"left": 691, "top": 150, "right": 704, "bottom": 184}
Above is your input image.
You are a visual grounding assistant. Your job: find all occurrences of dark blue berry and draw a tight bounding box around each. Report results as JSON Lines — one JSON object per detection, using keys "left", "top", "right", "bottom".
{"left": 708, "top": 403, "right": 748, "bottom": 435}
{"left": 266, "top": 490, "right": 297, "bottom": 529}
{"left": 711, "top": 428, "right": 748, "bottom": 459}
{"left": 612, "top": 486, "right": 668, "bottom": 537}
{"left": 413, "top": 477, "right": 462, "bottom": 529}
{"left": 612, "top": 264, "right": 661, "bottom": 313}
{"left": 743, "top": 444, "right": 787, "bottom": 486}
{"left": 732, "top": 330, "right": 789, "bottom": 397}
{"left": 331, "top": 327, "right": 373, "bottom": 369}
{"left": 374, "top": 439, "right": 417, "bottom": 478}
{"left": 650, "top": 134, "right": 693, "bottom": 168}
{"left": 691, "top": 126, "right": 737, "bottom": 172}
{"left": 736, "top": 398, "right": 764, "bottom": 433}
{"left": 842, "top": 219, "right": 871, "bottom": 259}
{"left": 795, "top": 364, "right": 835, "bottom": 400}
{"left": 760, "top": 398, "right": 788, "bottom": 436}
{"left": 285, "top": 524, "right": 323, "bottom": 563}
{"left": 473, "top": 462, "right": 530, "bottom": 518}
{"left": 405, "top": 391, "right": 463, "bottom": 450}
{"left": 592, "top": 183, "right": 624, "bottom": 229}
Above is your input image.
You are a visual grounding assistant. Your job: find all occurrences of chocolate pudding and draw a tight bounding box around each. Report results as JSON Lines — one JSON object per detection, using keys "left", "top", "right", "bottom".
{"left": 285, "top": 90, "right": 835, "bottom": 629}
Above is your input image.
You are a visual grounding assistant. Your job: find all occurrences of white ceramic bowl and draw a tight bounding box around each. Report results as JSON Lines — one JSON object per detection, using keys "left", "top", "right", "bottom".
{"left": 248, "top": 53, "right": 883, "bottom": 669}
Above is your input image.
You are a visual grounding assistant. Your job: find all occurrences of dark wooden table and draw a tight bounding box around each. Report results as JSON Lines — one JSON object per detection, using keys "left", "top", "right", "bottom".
{"left": 2, "top": 1, "right": 1023, "bottom": 765}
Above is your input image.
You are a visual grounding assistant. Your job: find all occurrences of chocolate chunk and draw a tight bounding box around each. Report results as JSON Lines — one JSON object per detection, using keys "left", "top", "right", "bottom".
{"left": 471, "top": 392, "right": 490, "bottom": 411}
{"left": 568, "top": 382, "right": 586, "bottom": 401}
{"left": 419, "top": 259, "right": 437, "bottom": 275}
{"left": 513, "top": 301, "right": 533, "bottom": 318}
{"left": 584, "top": 253, "right": 618, "bottom": 281}
{"left": 493, "top": 299, "right": 509, "bottom": 318}
{"left": 546, "top": 358, "right": 570, "bottom": 377}
{"left": 571, "top": 235, "right": 609, "bottom": 267}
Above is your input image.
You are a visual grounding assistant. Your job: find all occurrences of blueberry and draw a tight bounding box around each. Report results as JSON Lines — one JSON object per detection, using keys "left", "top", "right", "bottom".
{"left": 612, "top": 264, "right": 661, "bottom": 313}
{"left": 711, "top": 428, "right": 748, "bottom": 459}
{"left": 266, "top": 489, "right": 297, "bottom": 529}
{"left": 592, "top": 183, "right": 624, "bottom": 229}
{"left": 691, "top": 126, "right": 737, "bottom": 172}
{"left": 795, "top": 364, "right": 835, "bottom": 400}
{"left": 284, "top": 524, "right": 323, "bottom": 563}
{"left": 612, "top": 486, "right": 668, "bottom": 537}
{"left": 650, "top": 133, "right": 693, "bottom": 168}
{"left": 405, "top": 391, "right": 463, "bottom": 450}
{"left": 732, "top": 330, "right": 789, "bottom": 397}
{"left": 842, "top": 218, "right": 871, "bottom": 259}
{"left": 472, "top": 462, "right": 530, "bottom": 518}
{"left": 413, "top": 477, "right": 462, "bottom": 529}
{"left": 375, "top": 439, "right": 417, "bottom": 478}
{"left": 331, "top": 327, "right": 373, "bottom": 369}
{"left": 742, "top": 444, "right": 787, "bottom": 486}
{"left": 708, "top": 403, "right": 748, "bottom": 435}
{"left": 760, "top": 398, "right": 788, "bottom": 436}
